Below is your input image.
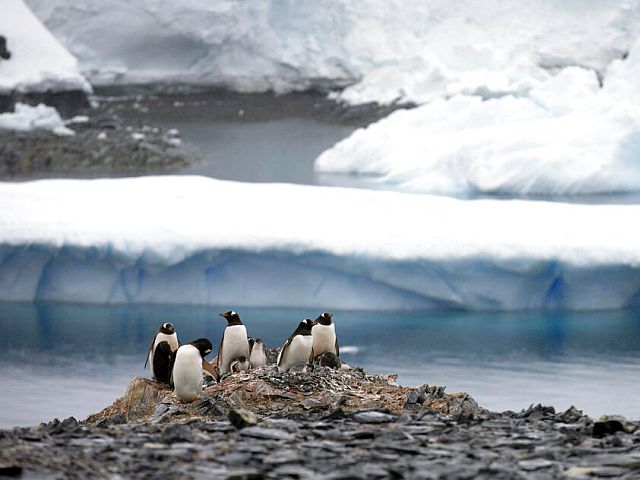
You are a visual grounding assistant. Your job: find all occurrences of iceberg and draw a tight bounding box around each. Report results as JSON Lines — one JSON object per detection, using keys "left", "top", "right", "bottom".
{"left": 1, "top": 176, "right": 639, "bottom": 311}
{"left": 315, "top": 37, "right": 640, "bottom": 197}
{"left": 26, "top": 0, "right": 640, "bottom": 105}
{"left": 0, "top": 0, "right": 90, "bottom": 95}
{"left": 0, "top": 103, "right": 74, "bottom": 135}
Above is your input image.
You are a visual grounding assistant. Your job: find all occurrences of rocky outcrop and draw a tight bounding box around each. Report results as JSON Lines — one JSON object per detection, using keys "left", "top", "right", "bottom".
{"left": 86, "top": 366, "right": 479, "bottom": 425}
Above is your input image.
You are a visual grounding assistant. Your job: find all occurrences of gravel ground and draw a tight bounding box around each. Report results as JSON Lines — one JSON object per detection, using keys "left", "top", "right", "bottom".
{"left": 1, "top": 366, "right": 639, "bottom": 479}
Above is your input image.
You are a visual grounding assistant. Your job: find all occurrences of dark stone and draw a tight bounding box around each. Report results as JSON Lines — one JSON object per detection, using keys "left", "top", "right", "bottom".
{"left": 240, "top": 427, "right": 294, "bottom": 441}
{"left": 593, "top": 420, "right": 626, "bottom": 438}
{"left": 228, "top": 408, "right": 258, "bottom": 429}
{"left": 0, "top": 465, "right": 22, "bottom": 477}
{"left": 517, "top": 404, "right": 556, "bottom": 420}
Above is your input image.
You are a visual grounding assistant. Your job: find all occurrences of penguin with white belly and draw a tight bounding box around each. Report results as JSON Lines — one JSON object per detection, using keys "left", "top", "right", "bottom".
{"left": 249, "top": 338, "right": 268, "bottom": 368}
{"left": 277, "top": 319, "right": 315, "bottom": 373}
{"left": 311, "top": 312, "right": 339, "bottom": 359}
{"left": 172, "top": 338, "right": 213, "bottom": 402}
{"left": 145, "top": 323, "right": 179, "bottom": 383}
{"left": 217, "top": 311, "right": 250, "bottom": 376}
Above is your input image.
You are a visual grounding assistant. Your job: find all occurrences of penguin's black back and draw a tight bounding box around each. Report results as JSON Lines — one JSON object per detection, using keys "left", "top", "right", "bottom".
{"left": 153, "top": 341, "right": 174, "bottom": 384}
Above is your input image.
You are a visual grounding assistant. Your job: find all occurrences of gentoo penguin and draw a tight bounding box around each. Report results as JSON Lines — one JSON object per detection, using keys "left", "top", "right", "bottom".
{"left": 145, "top": 323, "right": 179, "bottom": 382}
{"left": 249, "top": 338, "right": 267, "bottom": 368}
{"left": 172, "top": 338, "right": 213, "bottom": 402}
{"left": 311, "top": 312, "right": 339, "bottom": 358}
{"left": 152, "top": 341, "right": 176, "bottom": 384}
{"left": 277, "top": 319, "right": 315, "bottom": 373}
{"left": 230, "top": 356, "right": 251, "bottom": 373}
{"left": 217, "top": 311, "right": 250, "bottom": 376}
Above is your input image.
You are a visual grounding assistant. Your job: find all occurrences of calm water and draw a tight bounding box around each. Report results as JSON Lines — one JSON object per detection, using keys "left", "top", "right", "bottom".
{"left": 1, "top": 302, "right": 639, "bottom": 428}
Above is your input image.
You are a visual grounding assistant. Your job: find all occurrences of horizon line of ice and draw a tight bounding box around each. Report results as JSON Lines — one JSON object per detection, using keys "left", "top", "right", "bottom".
{"left": 1, "top": 176, "right": 639, "bottom": 311}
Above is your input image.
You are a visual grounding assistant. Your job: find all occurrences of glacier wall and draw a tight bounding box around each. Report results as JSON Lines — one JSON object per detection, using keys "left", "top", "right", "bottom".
{"left": 25, "top": 0, "right": 640, "bottom": 105}
{"left": 1, "top": 176, "right": 639, "bottom": 311}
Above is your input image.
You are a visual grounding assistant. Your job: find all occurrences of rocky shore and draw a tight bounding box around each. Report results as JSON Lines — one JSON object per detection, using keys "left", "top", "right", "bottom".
{"left": 0, "top": 87, "right": 407, "bottom": 181}
{"left": 1, "top": 366, "right": 639, "bottom": 479}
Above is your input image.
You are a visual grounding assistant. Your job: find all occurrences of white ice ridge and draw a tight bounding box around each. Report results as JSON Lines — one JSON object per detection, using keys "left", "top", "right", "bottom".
{"left": 0, "top": 103, "right": 74, "bottom": 136}
{"left": 315, "top": 36, "right": 640, "bottom": 197}
{"left": 26, "top": 0, "right": 640, "bottom": 105}
{"left": 1, "top": 176, "right": 639, "bottom": 311}
{"left": 0, "top": 0, "right": 90, "bottom": 95}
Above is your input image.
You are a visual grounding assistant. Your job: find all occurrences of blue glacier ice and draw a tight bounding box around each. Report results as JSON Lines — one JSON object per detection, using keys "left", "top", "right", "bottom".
{"left": 1, "top": 176, "right": 639, "bottom": 311}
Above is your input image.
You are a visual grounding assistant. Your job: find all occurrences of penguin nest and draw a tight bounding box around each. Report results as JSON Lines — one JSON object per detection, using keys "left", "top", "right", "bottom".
{"left": 86, "top": 365, "right": 478, "bottom": 425}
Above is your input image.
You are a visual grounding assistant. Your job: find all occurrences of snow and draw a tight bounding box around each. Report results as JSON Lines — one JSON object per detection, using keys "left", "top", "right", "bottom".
{"left": 315, "top": 37, "right": 640, "bottom": 197}
{"left": 25, "top": 0, "right": 640, "bottom": 104}
{"left": 0, "top": 103, "right": 74, "bottom": 136}
{"left": 0, "top": 0, "right": 90, "bottom": 95}
{"left": 1, "top": 176, "right": 639, "bottom": 311}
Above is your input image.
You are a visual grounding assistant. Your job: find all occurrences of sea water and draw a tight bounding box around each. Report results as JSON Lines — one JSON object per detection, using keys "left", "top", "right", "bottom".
{"left": 1, "top": 302, "right": 639, "bottom": 428}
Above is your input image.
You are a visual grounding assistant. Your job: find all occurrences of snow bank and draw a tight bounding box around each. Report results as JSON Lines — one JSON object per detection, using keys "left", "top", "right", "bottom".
{"left": 315, "top": 38, "right": 640, "bottom": 197}
{"left": 1, "top": 176, "right": 639, "bottom": 311}
{"left": 26, "top": 0, "right": 640, "bottom": 104}
{"left": 0, "top": 103, "right": 74, "bottom": 135}
{"left": 0, "top": 0, "right": 90, "bottom": 95}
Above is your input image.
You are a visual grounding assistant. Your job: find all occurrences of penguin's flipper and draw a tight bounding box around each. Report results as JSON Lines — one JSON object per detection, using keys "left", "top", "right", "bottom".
{"left": 308, "top": 347, "right": 315, "bottom": 365}
{"left": 335, "top": 338, "right": 340, "bottom": 357}
{"left": 278, "top": 338, "right": 292, "bottom": 367}
{"left": 217, "top": 335, "right": 224, "bottom": 370}
{"left": 144, "top": 334, "right": 156, "bottom": 369}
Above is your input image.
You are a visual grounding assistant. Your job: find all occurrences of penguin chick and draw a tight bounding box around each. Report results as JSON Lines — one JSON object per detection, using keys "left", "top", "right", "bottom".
{"left": 145, "top": 323, "right": 179, "bottom": 381}
{"left": 217, "top": 311, "right": 250, "bottom": 375}
{"left": 172, "top": 338, "right": 212, "bottom": 402}
{"left": 313, "top": 351, "right": 342, "bottom": 370}
{"left": 230, "top": 356, "right": 251, "bottom": 373}
{"left": 312, "top": 312, "right": 339, "bottom": 358}
{"left": 277, "top": 319, "right": 314, "bottom": 373}
{"left": 249, "top": 338, "right": 267, "bottom": 368}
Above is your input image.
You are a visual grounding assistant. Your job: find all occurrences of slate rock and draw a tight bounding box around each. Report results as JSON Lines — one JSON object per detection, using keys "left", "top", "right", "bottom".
{"left": 228, "top": 408, "right": 258, "bottom": 429}
{"left": 351, "top": 410, "right": 397, "bottom": 424}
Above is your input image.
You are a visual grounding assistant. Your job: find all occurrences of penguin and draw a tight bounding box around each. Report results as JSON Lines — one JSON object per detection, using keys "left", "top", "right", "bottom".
{"left": 217, "top": 311, "right": 250, "bottom": 376}
{"left": 230, "top": 356, "right": 251, "bottom": 373}
{"left": 277, "top": 319, "right": 315, "bottom": 373}
{"left": 152, "top": 341, "right": 176, "bottom": 384}
{"left": 249, "top": 338, "right": 267, "bottom": 368}
{"left": 172, "top": 338, "right": 213, "bottom": 402}
{"left": 145, "top": 323, "right": 179, "bottom": 382}
{"left": 311, "top": 312, "right": 339, "bottom": 358}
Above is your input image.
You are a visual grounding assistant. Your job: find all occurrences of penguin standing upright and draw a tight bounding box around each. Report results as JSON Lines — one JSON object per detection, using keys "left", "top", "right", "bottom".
{"left": 217, "top": 311, "right": 250, "bottom": 376}
{"left": 172, "top": 338, "right": 213, "bottom": 402}
{"left": 277, "top": 319, "right": 315, "bottom": 373}
{"left": 311, "top": 312, "right": 339, "bottom": 358}
{"left": 249, "top": 338, "right": 267, "bottom": 368}
{"left": 145, "top": 323, "right": 179, "bottom": 383}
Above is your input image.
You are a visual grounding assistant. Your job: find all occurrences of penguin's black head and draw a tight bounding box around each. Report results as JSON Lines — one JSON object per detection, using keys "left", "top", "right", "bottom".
{"left": 255, "top": 338, "right": 263, "bottom": 344}
{"left": 315, "top": 312, "right": 333, "bottom": 326}
{"left": 248, "top": 338, "right": 255, "bottom": 351}
{"left": 294, "top": 319, "right": 314, "bottom": 336}
{"left": 160, "top": 323, "right": 175, "bottom": 334}
{"left": 189, "top": 338, "right": 213, "bottom": 359}
{"left": 220, "top": 310, "right": 243, "bottom": 326}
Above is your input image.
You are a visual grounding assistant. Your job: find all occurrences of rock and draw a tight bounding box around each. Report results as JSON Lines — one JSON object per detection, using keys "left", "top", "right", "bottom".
{"left": 351, "top": 410, "right": 397, "bottom": 424}
{"left": 0, "top": 464, "right": 22, "bottom": 477}
{"left": 517, "top": 459, "right": 553, "bottom": 471}
{"left": 558, "top": 406, "right": 584, "bottom": 423}
{"left": 228, "top": 409, "right": 258, "bottom": 429}
{"left": 593, "top": 420, "right": 626, "bottom": 438}
{"left": 240, "top": 427, "right": 294, "bottom": 441}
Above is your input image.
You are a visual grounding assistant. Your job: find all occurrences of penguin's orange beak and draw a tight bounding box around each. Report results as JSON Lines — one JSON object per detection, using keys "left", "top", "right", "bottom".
{"left": 220, "top": 313, "right": 229, "bottom": 318}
